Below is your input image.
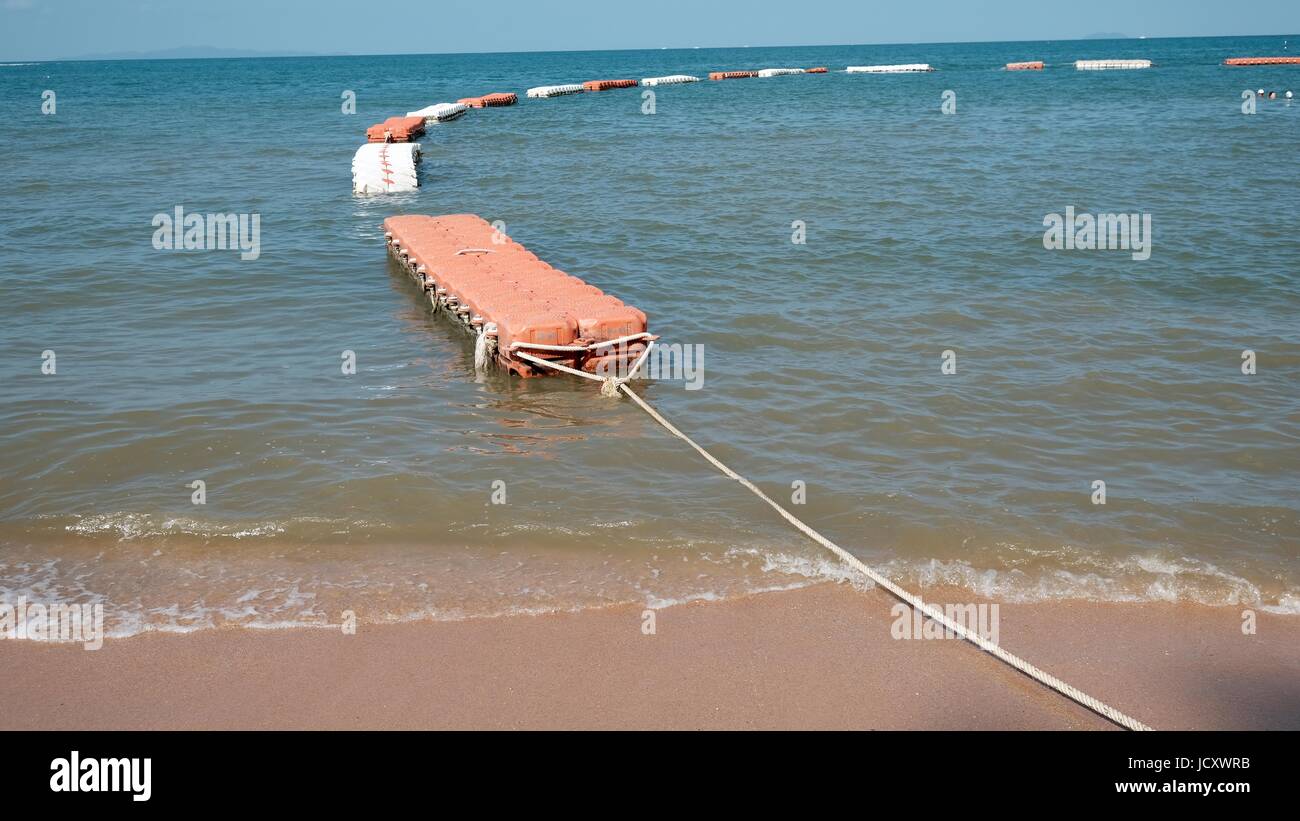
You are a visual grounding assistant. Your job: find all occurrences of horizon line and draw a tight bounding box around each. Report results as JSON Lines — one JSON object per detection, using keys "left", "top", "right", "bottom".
{"left": 17, "top": 31, "right": 1298, "bottom": 65}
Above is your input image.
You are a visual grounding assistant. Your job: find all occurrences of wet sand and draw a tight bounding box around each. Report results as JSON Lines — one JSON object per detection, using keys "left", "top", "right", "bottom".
{"left": 1, "top": 582, "right": 1296, "bottom": 730}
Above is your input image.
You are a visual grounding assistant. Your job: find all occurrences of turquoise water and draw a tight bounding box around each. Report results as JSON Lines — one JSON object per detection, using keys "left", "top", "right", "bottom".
{"left": 1, "top": 36, "right": 1298, "bottom": 633}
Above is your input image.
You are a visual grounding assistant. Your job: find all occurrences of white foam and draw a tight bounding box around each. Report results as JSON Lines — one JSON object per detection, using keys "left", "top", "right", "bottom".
{"left": 880, "top": 553, "right": 1300, "bottom": 614}
{"left": 65, "top": 512, "right": 287, "bottom": 540}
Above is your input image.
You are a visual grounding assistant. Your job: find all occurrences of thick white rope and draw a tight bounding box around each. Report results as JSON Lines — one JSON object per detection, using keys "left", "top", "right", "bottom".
{"left": 514, "top": 342, "right": 656, "bottom": 397}
{"left": 509, "top": 332, "right": 655, "bottom": 353}
{"left": 474, "top": 327, "right": 490, "bottom": 371}
{"left": 615, "top": 383, "right": 1152, "bottom": 731}
{"left": 510, "top": 346, "right": 1151, "bottom": 728}
{"left": 514, "top": 350, "right": 603, "bottom": 380}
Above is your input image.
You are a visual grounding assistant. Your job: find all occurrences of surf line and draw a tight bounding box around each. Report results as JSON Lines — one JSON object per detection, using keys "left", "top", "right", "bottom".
{"left": 534, "top": 351, "right": 1153, "bottom": 730}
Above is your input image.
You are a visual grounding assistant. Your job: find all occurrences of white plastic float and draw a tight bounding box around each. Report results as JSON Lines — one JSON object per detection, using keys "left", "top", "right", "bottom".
{"left": 1074, "top": 59, "right": 1151, "bottom": 70}
{"left": 406, "top": 102, "right": 469, "bottom": 122}
{"left": 526, "top": 84, "right": 586, "bottom": 98}
{"left": 757, "top": 68, "right": 805, "bottom": 77}
{"left": 639, "top": 74, "right": 701, "bottom": 86}
{"left": 846, "top": 64, "right": 935, "bottom": 73}
{"left": 352, "top": 142, "right": 420, "bottom": 195}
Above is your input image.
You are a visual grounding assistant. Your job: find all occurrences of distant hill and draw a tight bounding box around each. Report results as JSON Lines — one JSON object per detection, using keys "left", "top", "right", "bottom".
{"left": 59, "top": 46, "right": 335, "bottom": 61}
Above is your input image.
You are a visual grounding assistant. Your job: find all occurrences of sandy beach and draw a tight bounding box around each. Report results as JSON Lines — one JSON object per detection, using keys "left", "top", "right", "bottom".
{"left": 2, "top": 582, "right": 1296, "bottom": 730}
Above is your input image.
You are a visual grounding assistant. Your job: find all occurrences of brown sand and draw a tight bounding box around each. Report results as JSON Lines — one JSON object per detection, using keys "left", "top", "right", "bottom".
{"left": 1, "top": 583, "right": 1296, "bottom": 730}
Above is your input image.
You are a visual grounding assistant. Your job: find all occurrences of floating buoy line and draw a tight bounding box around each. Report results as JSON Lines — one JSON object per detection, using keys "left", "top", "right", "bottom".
{"left": 351, "top": 51, "right": 1296, "bottom": 193}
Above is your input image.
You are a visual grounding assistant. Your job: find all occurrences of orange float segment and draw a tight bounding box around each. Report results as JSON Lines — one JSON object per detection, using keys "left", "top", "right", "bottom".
{"left": 805, "top": 67, "right": 828, "bottom": 73}
{"left": 1224, "top": 56, "right": 1300, "bottom": 66}
{"left": 708, "top": 70, "right": 758, "bottom": 80}
{"left": 382, "top": 214, "right": 652, "bottom": 377}
{"left": 582, "top": 79, "right": 638, "bottom": 91}
{"left": 365, "top": 116, "right": 426, "bottom": 143}
{"left": 456, "top": 92, "right": 518, "bottom": 108}
{"left": 1006, "top": 61, "right": 1044, "bottom": 70}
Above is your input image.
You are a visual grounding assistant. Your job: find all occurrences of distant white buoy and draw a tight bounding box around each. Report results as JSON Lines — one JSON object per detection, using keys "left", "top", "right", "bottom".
{"left": 406, "top": 102, "right": 469, "bottom": 122}
{"left": 1074, "top": 59, "right": 1151, "bottom": 70}
{"left": 846, "top": 64, "right": 935, "bottom": 73}
{"left": 639, "top": 75, "right": 701, "bottom": 86}
{"left": 525, "top": 84, "right": 585, "bottom": 98}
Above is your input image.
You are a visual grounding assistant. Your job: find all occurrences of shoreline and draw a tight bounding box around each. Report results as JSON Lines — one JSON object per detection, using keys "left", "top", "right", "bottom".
{"left": 2, "top": 582, "right": 1296, "bottom": 730}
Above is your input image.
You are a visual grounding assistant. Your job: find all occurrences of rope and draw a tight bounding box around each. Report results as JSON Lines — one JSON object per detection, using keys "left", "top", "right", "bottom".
{"left": 509, "top": 346, "right": 1151, "bottom": 728}
{"left": 514, "top": 350, "right": 602, "bottom": 381}
{"left": 473, "top": 327, "right": 489, "bottom": 371}
{"left": 614, "top": 383, "right": 1153, "bottom": 731}
{"left": 513, "top": 341, "right": 656, "bottom": 397}
{"left": 509, "top": 332, "right": 655, "bottom": 353}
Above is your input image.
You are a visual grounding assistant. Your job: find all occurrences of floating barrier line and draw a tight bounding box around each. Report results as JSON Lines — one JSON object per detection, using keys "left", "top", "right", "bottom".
{"left": 520, "top": 344, "right": 1153, "bottom": 730}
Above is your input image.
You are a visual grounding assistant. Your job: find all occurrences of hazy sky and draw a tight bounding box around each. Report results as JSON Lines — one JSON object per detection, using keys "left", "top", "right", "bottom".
{"left": 2, "top": 0, "right": 1298, "bottom": 61}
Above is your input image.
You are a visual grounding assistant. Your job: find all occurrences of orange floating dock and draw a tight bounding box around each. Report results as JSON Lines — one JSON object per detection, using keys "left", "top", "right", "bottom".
{"left": 1224, "top": 56, "right": 1300, "bottom": 66}
{"left": 582, "top": 79, "right": 638, "bottom": 91}
{"left": 456, "top": 93, "right": 518, "bottom": 108}
{"left": 366, "top": 116, "right": 425, "bottom": 143}
{"left": 805, "top": 67, "right": 828, "bottom": 74}
{"left": 383, "top": 214, "right": 652, "bottom": 378}
{"left": 709, "top": 70, "right": 758, "bottom": 80}
{"left": 1006, "top": 61, "right": 1044, "bottom": 70}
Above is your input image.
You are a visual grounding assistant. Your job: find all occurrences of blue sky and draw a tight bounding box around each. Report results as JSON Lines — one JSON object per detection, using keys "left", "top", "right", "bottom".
{"left": 2, "top": 0, "right": 1298, "bottom": 61}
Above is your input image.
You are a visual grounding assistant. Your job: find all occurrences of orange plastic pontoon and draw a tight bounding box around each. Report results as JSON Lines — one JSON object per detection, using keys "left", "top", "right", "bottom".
{"left": 365, "top": 116, "right": 426, "bottom": 143}
{"left": 1006, "top": 61, "right": 1045, "bottom": 70}
{"left": 1224, "top": 56, "right": 1300, "bottom": 66}
{"left": 456, "top": 93, "right": 518, "bottom": 108}
{"left": 383, "top": 214, "right": 651, "bottom": 378}
{"left": 805, "top": 67, "right": 829, "bottom": 73}
{"left": 582, "top": 79, "right": 638, "bottom": 91}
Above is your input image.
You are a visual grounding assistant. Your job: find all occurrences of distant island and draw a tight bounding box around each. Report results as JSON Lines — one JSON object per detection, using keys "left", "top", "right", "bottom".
{"left": 59, "top": 46, "right": 336, "bottom": 62}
